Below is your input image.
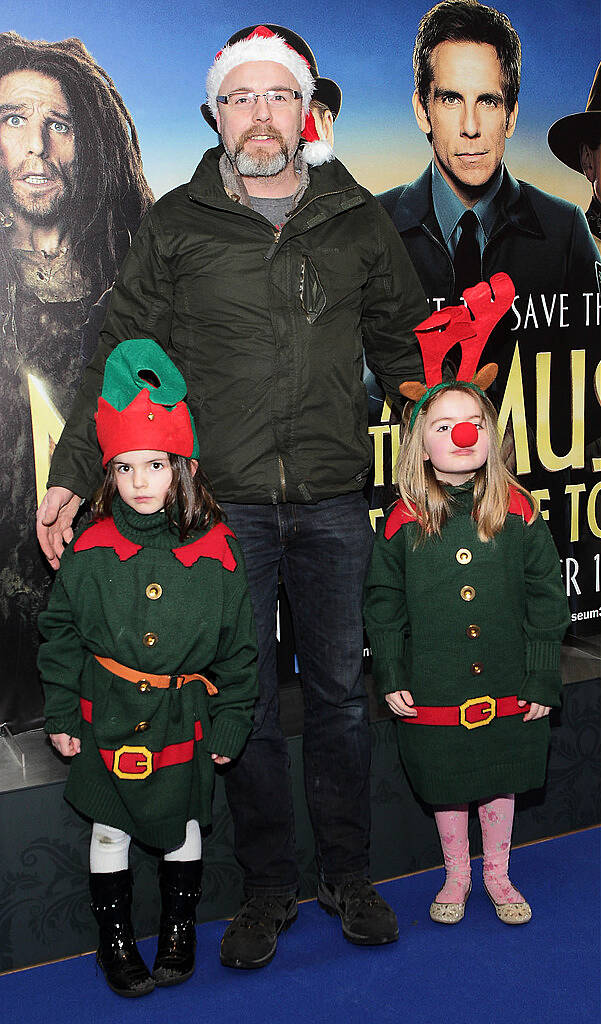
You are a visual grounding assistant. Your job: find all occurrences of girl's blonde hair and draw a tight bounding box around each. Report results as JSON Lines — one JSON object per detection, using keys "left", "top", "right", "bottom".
{"left": 93, "top": 454, "right": 223, "bottom": 542}
{"left": 396, "top": 385, "right": 538, "bottom": 543}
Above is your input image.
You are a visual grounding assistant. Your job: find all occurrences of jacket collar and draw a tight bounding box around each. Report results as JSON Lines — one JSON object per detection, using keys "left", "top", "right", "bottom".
{"left": 187, "top": 144, "right": 364, "bottom": 222}
{"left": 586, "top": 195, "right": 601, "bottom": 239}
{"left": 494, "top": 167, "right": 545, "bottom": 239}
{"left": 391, "top": 163, "right": 544, "bottom": 241}
{"left": 217, "top": 149, "right": 310, "bottom": 210}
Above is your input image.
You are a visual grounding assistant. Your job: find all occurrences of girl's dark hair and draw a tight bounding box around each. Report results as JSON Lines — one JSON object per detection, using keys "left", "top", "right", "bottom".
{"left": 93, "top": 454, "right": 223, "bottom": 541}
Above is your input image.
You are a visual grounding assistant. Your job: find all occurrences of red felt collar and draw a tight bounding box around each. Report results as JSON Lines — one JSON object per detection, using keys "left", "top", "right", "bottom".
{"left": 383, "top": 485, "right": 534, "bottom": 540}
{"left": 73, "top": 518, "right": 141, "bottom": 560}
{"left": 73, "top": 518, "right": 238, "bottom": 569}
{"left": 172, "top": 523, "right": 237, "bottom": 570}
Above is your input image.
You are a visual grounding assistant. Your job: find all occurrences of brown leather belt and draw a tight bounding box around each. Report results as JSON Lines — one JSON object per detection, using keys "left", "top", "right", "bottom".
{"left": 402, "top": 695, "right": 528, "bottom": 730}
{"left": 95, "top": 655, "right": 218, "bottom": 695}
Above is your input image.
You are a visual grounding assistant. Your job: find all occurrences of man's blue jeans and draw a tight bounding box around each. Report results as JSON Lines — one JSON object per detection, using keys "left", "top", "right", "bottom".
{"left": 221, "top": 493, "right": 374, "bottom": 897}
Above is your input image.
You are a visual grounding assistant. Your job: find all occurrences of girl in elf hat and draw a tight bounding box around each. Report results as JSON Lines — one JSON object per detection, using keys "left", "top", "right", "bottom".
{"left": 38, "top": 338, "right": 258, "bottom": 996}
{"left": 364, "top": 274, "right": 569, "bottom": 927}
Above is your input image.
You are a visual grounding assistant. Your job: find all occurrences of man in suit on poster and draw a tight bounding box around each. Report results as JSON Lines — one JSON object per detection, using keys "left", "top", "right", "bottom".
{"left": 378, "top": 0, "right": 599, "bottom": 542}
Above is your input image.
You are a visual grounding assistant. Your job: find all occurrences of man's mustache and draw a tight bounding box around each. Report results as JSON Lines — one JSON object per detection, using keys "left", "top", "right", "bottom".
{"left": 11, "top": 160, "right": 70, "bottom": 184}
{"left": 237, "top": 127, "right": 286, "bottom": 147}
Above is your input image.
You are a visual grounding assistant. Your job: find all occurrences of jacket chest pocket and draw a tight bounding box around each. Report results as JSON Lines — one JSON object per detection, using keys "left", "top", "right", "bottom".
{"left": 300, "top": 254, "right": 326, "bottom": 324}
{"left": 297, "top": 247, "right": 368, "bottom": 323}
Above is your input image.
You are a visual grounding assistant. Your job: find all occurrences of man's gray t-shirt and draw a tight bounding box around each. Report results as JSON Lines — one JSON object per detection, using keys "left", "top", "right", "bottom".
{"left": 248, "top": 194, "right": 294, "bottom": 228}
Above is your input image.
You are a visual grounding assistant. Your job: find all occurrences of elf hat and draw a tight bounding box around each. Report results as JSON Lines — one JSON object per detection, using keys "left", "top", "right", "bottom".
{"left": 95, "top": 339, "right": 200, "bottom": 467}
{"left": 401, "top": 273, "right": 515, "bottom": 430}
{"left": 205, "top": 24, "right": 337, "bottom": 166}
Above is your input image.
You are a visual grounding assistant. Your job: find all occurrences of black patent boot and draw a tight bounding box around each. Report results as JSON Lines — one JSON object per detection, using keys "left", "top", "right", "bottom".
{"left": 89, "top": 870, "right": 155, "bottom": 997}
{"left": 152, "top": 859, "right": 202, "bottom": 986}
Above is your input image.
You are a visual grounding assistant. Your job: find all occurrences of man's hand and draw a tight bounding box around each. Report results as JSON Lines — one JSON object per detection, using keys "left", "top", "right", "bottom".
{"left": 518, "top": 699, "right": 551, "bottom": 722}
{"left": 385, "top": 690, "right": 418, "bottom": 717}
{"left": 36, "top": 487, "right": 82, "bottom": 569}
{"left": 49, "top": 733, "right": 81, "bottom": 757}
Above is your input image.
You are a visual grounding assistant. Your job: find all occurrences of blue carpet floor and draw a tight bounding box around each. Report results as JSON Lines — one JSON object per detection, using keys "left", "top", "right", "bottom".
{"left": 2, "top": 828, "right": 599, "bottom": 1024}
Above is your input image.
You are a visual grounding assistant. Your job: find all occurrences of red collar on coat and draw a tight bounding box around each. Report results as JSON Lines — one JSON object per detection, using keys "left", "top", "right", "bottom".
{"left": 73, "top": 517, "right": 237, "bottom": 570}
{"left": 383, "top": 485, "right": 534, "bottom": 540}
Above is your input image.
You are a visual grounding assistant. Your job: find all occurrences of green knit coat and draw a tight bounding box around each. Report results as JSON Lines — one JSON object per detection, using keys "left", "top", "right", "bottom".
{"left": 38, "top": 497, "right": 258, "bottom": 850}
{"left": 363, "top": 483, "right": 570, "bottom": 805}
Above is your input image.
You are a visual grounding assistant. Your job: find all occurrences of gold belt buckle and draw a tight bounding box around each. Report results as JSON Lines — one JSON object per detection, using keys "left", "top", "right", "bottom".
{"left": 112, "top": 744, "right": 153, "bottom": 779}
{"left": 459, "top": 695, "right": 497, "bottom": 730}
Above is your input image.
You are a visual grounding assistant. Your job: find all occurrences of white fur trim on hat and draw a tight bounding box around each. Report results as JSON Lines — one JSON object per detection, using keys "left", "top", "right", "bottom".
{"left": 302, "top": 140, "right": 335, "bottom": 166}
{"left": 206, "top": 31, "right": 315, "bottom": 118}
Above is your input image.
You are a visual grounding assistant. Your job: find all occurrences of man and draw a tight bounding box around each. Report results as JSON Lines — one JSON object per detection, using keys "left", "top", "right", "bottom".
{"left": 378, "top": 1, "right": 599, "bottom": 533}
{"left": 200, "top": 39, "right": 341, "bottom": 161}
{"left": 0, "top": 33, "right": 153, "bottom": 733}
{"left": 548, "top": 64, "right": 601, "bottom": 255}
{"left": 0, "top": 33, "right": 152, "bottom": 351}
{"left": 37, "top": 25, "right": 427, "bottom": 968}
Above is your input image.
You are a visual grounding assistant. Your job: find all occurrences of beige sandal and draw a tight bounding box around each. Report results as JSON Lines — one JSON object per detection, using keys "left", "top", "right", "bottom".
{"left": 429, "top": 881, "right": 472, "bottom": 924}
{"left": 484, "top": 885, "right": 532, "bottom": 925}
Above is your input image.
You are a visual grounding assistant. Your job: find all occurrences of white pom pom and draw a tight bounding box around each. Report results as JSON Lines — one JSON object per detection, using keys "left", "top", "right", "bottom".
{"left": 302, "top": 140, "right": 335, "bottom": 166}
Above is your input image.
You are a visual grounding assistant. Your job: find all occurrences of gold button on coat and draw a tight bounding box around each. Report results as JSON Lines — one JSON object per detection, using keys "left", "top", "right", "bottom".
{"left": 456, "top": 548, "right": 472, "bottom": 564}
{"left": 466, "top": 624, "right": 481, "bottom": 639}
{"left": 146, "top": 583, "right": 162, "bottom": 600}
{"left": 460, "top": 585, "right": 476, "bottom": 602}
{"left": 134, "top": 721, "right": 150, "bottom": 733}
{"left": 471, "top": 663, "right": 483, "bottom": 675}
{"left": 142, "top": 632, "right": 158, "bottom": 647}
{"left": 137, "top": 679, "right": 151, "bottom": 693}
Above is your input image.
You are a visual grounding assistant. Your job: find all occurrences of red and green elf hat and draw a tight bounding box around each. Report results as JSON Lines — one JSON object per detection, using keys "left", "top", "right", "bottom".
{"left": 95, "top": 339, "right": 200, "bottom": 466}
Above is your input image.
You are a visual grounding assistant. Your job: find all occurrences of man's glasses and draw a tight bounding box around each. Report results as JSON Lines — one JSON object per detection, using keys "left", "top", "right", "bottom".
{"left": 217, "top": 89, "right": 302, "bottom": 108}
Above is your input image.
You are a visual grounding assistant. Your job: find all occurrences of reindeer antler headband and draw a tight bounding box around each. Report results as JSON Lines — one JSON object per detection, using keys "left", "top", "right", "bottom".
{"left": 402, "top": 273, "right": 515, "bottom": 430}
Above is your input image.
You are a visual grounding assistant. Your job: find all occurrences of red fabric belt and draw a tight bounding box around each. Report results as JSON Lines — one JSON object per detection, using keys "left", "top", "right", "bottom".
{"left": 80, "top": 697, "right": 203, "bottom": 779}
{"left": 401, "top": 695, "right": 528, "bottom": 729}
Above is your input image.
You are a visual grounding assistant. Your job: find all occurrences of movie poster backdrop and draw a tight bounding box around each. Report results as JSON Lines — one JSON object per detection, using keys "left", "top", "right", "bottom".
{"left": 0, "top": 1, "right": 599, "bottom": 733}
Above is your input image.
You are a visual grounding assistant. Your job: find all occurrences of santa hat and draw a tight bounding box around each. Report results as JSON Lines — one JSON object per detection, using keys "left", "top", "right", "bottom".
{"left": 95, "top": 339, "right": 199, "bottom": 466}
{"left": 205, "top": 24, "right": 336, "bottom": 166}
{"left": 401, "top": 273, "right": 515, "bottom": 430}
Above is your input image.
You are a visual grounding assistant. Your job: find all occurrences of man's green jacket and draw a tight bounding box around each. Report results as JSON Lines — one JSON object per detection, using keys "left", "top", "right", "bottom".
{"left": 48, "top": 146, "right": 427, "bottom": 504}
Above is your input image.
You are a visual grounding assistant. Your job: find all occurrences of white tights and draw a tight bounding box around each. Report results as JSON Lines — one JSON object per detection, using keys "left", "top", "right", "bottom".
{"left": 90, "top": 819, "right": 202, "bottom": 873}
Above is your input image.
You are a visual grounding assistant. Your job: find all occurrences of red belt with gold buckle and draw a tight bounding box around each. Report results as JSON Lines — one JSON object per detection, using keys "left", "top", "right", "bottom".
{"left": 401, "top": 695, "right": 529, "bottom": 729}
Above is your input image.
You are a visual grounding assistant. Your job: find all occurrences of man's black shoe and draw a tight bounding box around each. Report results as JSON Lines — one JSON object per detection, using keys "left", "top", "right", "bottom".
{"left": 317, "top": 878, "right": 399, "bottom": 945}
{"left": 220, "top": 894, "right": 298, "bottom": 969}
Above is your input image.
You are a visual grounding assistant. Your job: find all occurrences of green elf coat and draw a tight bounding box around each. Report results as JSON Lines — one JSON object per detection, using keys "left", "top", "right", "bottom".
{"left": 363, "top": 482, "right": 570, "bottom": 805}
{"left": 39, "top": 496, "right": 258, "bottom": 850}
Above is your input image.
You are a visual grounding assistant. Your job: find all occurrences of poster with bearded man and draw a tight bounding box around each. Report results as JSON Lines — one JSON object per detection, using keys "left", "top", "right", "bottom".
{"left": 0, "top": 33, "right": 153, "bottom": 732}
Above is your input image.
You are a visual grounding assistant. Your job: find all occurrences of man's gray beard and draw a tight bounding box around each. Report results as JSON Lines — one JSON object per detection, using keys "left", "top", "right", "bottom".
{"left": 234, "top": 148, "right": 288, "bottom": 177}
{"left": 228, "top": 141, "right": 289, "bottom": 178}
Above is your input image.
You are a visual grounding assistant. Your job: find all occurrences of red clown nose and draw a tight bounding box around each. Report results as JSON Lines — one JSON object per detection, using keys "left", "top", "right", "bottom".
{"left": 451, "top": 421, "right": 479, "bottom": 448}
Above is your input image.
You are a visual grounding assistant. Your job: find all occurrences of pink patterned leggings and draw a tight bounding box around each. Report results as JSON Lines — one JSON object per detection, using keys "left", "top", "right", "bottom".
{"left": 434, "top": 794, "right": 525, "bottom": 904}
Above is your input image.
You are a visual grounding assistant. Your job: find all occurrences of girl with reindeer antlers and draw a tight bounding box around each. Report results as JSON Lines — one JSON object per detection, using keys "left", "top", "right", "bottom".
{"left": 364, "top": 273, "right": 569, "bottom": 927}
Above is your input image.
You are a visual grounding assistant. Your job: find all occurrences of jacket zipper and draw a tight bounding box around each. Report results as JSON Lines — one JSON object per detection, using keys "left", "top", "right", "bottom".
{"left": 263, "top": 186, "right": 359, "bottom": 261}
{"left": 262, "top": 185, "right": 360, "bottom": 498}
{"left": 278, "top": 455, "right": 287, "bottom": 502}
